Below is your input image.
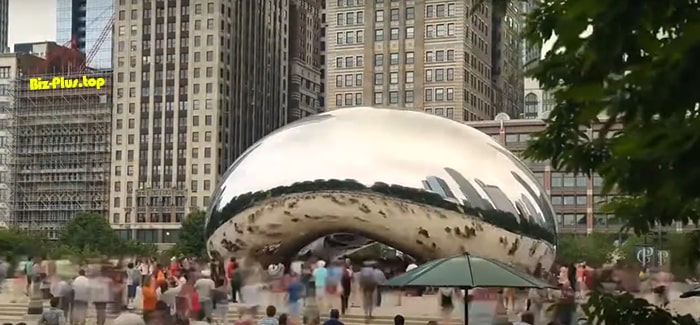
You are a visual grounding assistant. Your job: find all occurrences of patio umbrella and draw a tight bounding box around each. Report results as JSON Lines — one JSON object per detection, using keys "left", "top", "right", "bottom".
{"left": 382, "top": 253, "right": 556, "bottom": 324}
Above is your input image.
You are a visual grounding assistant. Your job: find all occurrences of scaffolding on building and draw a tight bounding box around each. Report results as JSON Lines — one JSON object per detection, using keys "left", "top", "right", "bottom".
{"left": 5, "top": 69, "right": 112, "bottom": 237}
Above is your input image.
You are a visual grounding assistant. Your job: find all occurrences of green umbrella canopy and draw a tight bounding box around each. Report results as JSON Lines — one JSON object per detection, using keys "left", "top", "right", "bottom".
{"left": 383, "top": 253, "right": 556, "bottom": 289}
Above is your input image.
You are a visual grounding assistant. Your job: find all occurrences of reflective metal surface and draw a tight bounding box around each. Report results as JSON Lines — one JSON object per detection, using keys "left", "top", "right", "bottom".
{"left": 206, "top": 107, "right": 557, "bottom": 271}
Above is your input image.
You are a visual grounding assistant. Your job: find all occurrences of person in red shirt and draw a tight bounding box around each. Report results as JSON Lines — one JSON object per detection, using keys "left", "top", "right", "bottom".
{"left": 169, "top": 258, "right": 180, "bottom": 279}
{"left": 227, "top": 258, "right": 240, "bottom": 302}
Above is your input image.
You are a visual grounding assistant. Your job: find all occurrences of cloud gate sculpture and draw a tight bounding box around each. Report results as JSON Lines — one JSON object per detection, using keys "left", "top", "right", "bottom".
{"left": 205, "top": 107, "right": 558, "bottom": 272}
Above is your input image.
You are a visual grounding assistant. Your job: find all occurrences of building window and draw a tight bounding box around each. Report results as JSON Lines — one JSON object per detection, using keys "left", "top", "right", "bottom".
{"left": 389, "top": 91, "right": 399, "bottom": 104}
{"left": 406, "top": 27, "right": 415, "bottom": 39}
{"left": 374, "top": 54, "right": 384, "bottom": 66}
{"left": 390, "top": 53, "right": 399, "bottom": 65}
{"left": 0, "top": 67, "right": 10, "bottom": 79}
{"left": 374, "top": 73, "right": 384, "bottom": 85}
{"left": 524, "top": 93, "right": 539, "bottom": 118}
{"left": 375, "top": 10, "right": 384, "bottom": 22}
{"left": 374, "top": 92, "right": 383, "bottom": 104}
{"left": 405, "top": 90, "right": 414, "bottom": 103}
{"left": 375, "top": 29, "right": 384, "bottom": 41}
{"left": 406, "top": 7, "right": 415, "bottom": 19}
{"left": 390, "top": 28, "right": 399, "bottom": 40}
{"left": 405, "top": 52, "right": 414, "bottom": 64}
{"left": 391, "top": 8, "right": 399, "bottom": 21}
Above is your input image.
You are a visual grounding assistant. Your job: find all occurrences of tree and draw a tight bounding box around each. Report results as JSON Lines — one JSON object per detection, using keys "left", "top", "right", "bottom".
{"left": 507, "top": 0, "right": 700, "bottom": 323}
{"left": 556, "top": 233, "right": 615, "bottom": 267}
{"left": 0, "top": 228, "right": 47, "bottom": 260}
{"left": 59, "top": 212, "right": 122, "bottom": 255}
{"left": 173, "top": 210, "right": 207, "bottom": 258}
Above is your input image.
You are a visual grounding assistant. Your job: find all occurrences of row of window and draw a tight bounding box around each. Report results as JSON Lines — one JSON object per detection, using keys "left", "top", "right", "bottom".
{"left": 334, "top": 49, "right": 456, "bottom": 70}
{"left": 337, "top": 11, "right": 364, "bottom": 26}
{"left": 335, "top": 0, "right": 364, "bottom": 7}
{"left": 335, "top": 93, "right": 363, "bottom": 107}
{"left": 425, "top": 68, "right": 455, "bottom": 83}
{"left": 336, "top": 74, "right": 363, "bottom": 87}
{"left": 425, "top": 107, "right": 455, "bottom": 119}
{"left": 373, "top": 90, "right": 415, "bottom": 105}
{"left": 555, "top": 214, "right": 624, "bottom": 227}
{"left": 372, "top": 27, "right": 415, "bottom": 41}
{"left": 426, "top": 23, "right": 456, "bottom": 38}
{"left": 373, "top": 72, "right": 415, "bottom": 85}
{"left": 551, "top": 195, "right": 588, "bottom": 206}
{"left": 336, "top": 30, "right": 364, "bottom": 44}
{"left": 425, "top": 88, "right": 455, "bottom": 101}
{"left": 426, "top": 50, "right": 456, "bottom": 62}
{"left": 374, "top": 8, "right": 415, "bottom": 22}
{"left": 335, "top": 55, "right": 364, "bottom": 68}
{"left": 375, "top": 52, "right": 415, "bottom": 66}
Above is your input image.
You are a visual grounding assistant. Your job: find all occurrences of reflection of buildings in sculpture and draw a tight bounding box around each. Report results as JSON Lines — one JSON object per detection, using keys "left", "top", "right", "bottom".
{"left": 519, "top": 194, "right": 541, "bottom": 224}
{"left": 510, "top": 171, "right": 556, "bottom": 228}
{"left": 444, "top": 168, "right": 492, "bottom": 210}
{"left": 422, "top": 176, "right": 457, "bottom": 202}
{"left": 474, "top": 179, "right": 519, "bottom": 218}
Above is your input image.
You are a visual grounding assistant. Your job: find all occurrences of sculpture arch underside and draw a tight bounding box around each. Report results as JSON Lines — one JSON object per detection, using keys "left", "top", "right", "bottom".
{"left": 207, "top": 190, "right": 556, "bottom": 273}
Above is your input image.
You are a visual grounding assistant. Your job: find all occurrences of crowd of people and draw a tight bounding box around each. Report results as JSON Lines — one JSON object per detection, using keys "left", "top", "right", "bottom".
{"left": 0, "top": 255, "right": 687, "bottom": 325}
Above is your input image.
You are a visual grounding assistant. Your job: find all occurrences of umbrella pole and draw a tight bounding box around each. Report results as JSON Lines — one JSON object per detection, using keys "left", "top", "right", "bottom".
{"left": 463, "top": 295, "right": 469, "bottom": 325}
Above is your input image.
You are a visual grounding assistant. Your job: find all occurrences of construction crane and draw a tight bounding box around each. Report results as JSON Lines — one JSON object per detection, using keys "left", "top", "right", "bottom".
{"left": 82, "top": 14, "right": 115, "bottom": 70}
{"left": 29, "top": 10, "right": 114, "bottom": 75}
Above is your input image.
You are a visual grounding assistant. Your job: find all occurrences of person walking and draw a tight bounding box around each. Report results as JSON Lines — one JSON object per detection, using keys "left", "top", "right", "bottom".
{"left": 0, "top": 259, "right": 6, "bottom": 294}
{"left": 526, "top": 265, "right": 545, "bottom": 325}
{"left": 213, "top": 278, "right": 230, "bottom": 325}
{"left": 312, "top": 261, "right": 328, "bottom": 313}
{"left": 358, "top": 262, "right": 377, "bottom": 321}
{"left": 127, "top": 262, "right": 141, "bottom": 307}
{"left": 24, "top": 256, "right": 34, "bottom": 295}
{"left": 286, "top": 273, "right": 305, "bottom": 324}
{"left": 90, "top": 267, "right": 113, "bottom": 325}
{"left": 50, "top": 275, "right": 72, "bottom": 319}
{"left": 71, "top": 269, "right": 90, "bottom": 325}
{"left": 228, "top": 258, "right": 241, "bottom": 302}
{"left": 194, "top": 269, "right": 216, "bottom": 323}
{"left": 339, "top": 263, "right": 353, "bottom": 315}
{"left": 142, "top": 275, "right": 158, "bottom": 321}
{"left": 372, "top": 265, "right": 386, "bottom": 308}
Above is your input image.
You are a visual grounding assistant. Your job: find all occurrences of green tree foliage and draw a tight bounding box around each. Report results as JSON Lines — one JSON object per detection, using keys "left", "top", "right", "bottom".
{"left": 501, "top": 0, "right": 700, "bottom": 322}
{"left": 0, "top": 228, "right": 47, "bottom": 260}
{"left": 173, "top": 210, "right": 207, "bottom": 258}
{"left": 59, "top": 212, "right": 122, "bottom": 255}
{"left": 556, "top": 233, "right": 615, "bottom": 267}
{"left": 521, "top": 0, "right": 700, "bottom": 234}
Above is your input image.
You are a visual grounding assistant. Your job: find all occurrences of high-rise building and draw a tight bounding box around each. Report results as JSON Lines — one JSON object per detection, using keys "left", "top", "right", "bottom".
{"left": 288, "top": 0, "right": 323, "bottom": 122}
{"left": 491, "top": 1, "right": 524, "bottom": 118}
{"left": 324, "top": 0, "right": 524, "bottom": 121}
{"left": 0, "top": 0, "right": 7, "bottom": 53}
{"left": 521, "top": 0, "right": 552, "bottom": 119}
{"left": 0, "top": 43, "right": 112, "bottom": 238}
{"left": 56, "top": 0, "right": 113, "bottom": 69}
{"left": 110, "top": 0, "right": 290, "bottom": 244}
